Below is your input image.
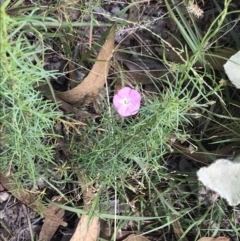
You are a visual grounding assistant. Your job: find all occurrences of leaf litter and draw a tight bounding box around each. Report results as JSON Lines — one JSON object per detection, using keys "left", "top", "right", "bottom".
{"left": 2, "top": 0, "right": 240, "bottom": 241}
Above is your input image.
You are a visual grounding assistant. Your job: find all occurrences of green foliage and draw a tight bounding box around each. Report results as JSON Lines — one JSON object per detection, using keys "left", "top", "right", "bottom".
{"left": 1, "top": 0, "right": 240, "bottom": 239}
{"left": 0, "top": 1, "right": 61, "bottom": 186}
{"left": 72, "top": 74, "right": 207, "bottom": 187}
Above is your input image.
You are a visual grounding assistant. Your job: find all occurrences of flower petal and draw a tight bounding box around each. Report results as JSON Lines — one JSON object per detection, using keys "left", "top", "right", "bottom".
{"left": 130, "top": 90, "right": 141, "bottom": 103}
{"left": 128, "top": 101, "right": 141, "bottom": 114}
{"left": 116, "top": 104, "right": 130, "bottom": 117}
{"left": 113, "top": 95, "right": 126, "bottom": 109}
{"left": 117, "top": 87, "right": 132, "bottom": 99}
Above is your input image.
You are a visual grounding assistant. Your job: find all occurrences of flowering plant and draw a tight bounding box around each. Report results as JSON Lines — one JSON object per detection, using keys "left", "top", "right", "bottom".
{"left": 113, "top": 87, "right": 141, "bottom": 117}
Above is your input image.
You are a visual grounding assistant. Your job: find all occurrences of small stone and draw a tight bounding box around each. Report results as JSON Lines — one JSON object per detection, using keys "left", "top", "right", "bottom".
{"left": 0, "top": 192, "right": 9, "bottom": 203}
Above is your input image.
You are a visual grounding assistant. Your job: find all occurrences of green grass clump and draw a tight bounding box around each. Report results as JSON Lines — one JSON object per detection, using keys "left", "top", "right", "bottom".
{"left": 0, "top": 1, "right": 61, "bottom": 187}
{"left": 71, "top": 75, "right": 206, "bottom": 186}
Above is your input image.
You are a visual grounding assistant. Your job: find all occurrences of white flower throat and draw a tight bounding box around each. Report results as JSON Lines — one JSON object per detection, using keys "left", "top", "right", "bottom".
{"left": 123, "top": 98, "right": 130, "bottom": 105}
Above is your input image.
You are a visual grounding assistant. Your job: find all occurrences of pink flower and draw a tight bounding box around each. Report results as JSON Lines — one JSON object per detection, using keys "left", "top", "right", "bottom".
{"left": 113, "top": 87, "right": 141, "bottom": 117}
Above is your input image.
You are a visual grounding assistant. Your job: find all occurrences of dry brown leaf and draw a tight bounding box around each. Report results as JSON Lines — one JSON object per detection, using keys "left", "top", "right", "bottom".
{"left": 0, "top": 173, "right": 68, "bottom": 241}
{"left": 167, "top": 195, "right": 189, "bottom": 241}
{"left": 198, "top": 238, "right": 216, "bottom": 241}
{"left": 0, "top": 183, "right": 5, "bottom": 191}
{"left": 45, "top": 94, "right": 79, "bottom": 113}
{"left": 70, "top": 214, "right": 99, "bottom": 241}
{"left": 0, "top": 173, "right": 46, "bottom": 215}
{"left": 123, "top": 234, "right": 150, "bottom": 241}
{"left": 57, "top": 25, "right": 116, "bottom": 105}
{"left": 155, "top": 47, "right": 236, "bottom": 71}
{"left": 39, "top": 197, "right": 68, "bottom": 241}
{"left": 69, "top": 170, "right": 100, "bottom": 241}
{"left": 68, "top": 61, "right": 79, "bottom": 89}
{"left": 76, "top": 170, "right": 96, "bottom": 211}
{"left": 114, "top": 51, "right": 173, "bottom": 85}
{"left": 173, "top": 143, "right": 237, "bottom": 164}
{"left": 99, "top": 220, "right": 113, "bottom": 239}
{"left": 171, "top": 213, "right": 189, "bottom": 241}
{"left": 197, "top": 237, "right": 230, "bottom": 241}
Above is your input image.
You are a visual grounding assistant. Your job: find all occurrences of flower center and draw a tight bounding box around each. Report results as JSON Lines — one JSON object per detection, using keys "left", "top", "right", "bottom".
{"left": 123, "top": 98, "right": 130, "bottom": 105}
